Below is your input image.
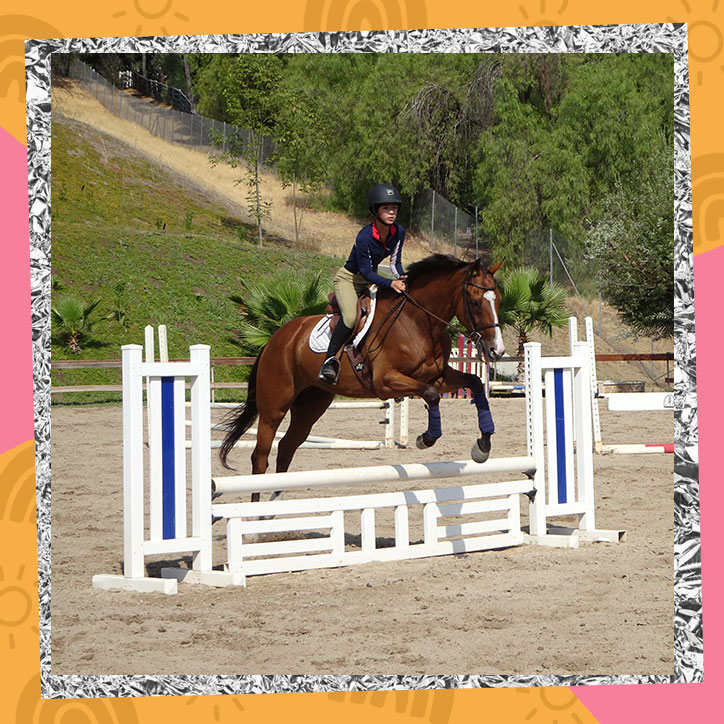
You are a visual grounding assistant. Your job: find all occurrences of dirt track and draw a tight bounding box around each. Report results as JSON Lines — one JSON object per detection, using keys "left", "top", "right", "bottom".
{"left": 50, "top": 396, "right": 673, "bottom": 676}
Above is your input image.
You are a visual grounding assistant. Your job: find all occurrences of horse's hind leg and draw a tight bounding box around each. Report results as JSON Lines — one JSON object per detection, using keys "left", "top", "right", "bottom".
{"left": 440, "top": 365, "right": 493, "bottom": 463}
{"left": 248, "top": 413, "right": 285, "bottom": 503}
{"left": 275, "top": 387, "right": 335, "bottom": 475}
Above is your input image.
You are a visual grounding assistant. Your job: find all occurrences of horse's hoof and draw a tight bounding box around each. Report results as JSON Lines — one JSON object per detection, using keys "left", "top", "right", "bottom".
{"left": 471, "top": 434, "right": 491, "bottom": 463}
{"left": 416, "top": 432, "right": 437, "bottom": 449}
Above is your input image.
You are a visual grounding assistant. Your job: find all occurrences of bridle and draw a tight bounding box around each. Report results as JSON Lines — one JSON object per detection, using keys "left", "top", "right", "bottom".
{"left": 390, "top": 265, "right": 501, "bottom": 347}
{"left": 461, "top": 266, "right": 501, "bottom": 348}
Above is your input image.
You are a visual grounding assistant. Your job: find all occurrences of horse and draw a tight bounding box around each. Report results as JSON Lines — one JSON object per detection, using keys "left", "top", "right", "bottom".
{"left": 219, "top": 254, "right": 505, "bottom": 500}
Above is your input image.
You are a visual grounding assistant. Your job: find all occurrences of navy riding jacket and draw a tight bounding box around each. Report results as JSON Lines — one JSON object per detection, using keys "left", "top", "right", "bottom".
{"left": 343, "top": 222, "right": 406, "bottom": 289}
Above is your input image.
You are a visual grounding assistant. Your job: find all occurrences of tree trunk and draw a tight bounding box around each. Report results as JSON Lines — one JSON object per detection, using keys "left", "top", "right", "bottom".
{"left": 182, "top": 55, "right": 196, "bottom": 113}
{"left": 515, "top": 331, "right": 530, "bottom": 382}
{"left": 253, "top": 137, "right": 263, "bottom": 248}
{"left": 292, "top": 174, "right": 299, "bottom": 243}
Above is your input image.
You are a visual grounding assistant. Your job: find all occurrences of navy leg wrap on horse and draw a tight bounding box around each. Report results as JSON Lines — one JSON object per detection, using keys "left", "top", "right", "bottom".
{"left": 472, "top": 391, "right": 494, "bottom": 434}
{"left": 425, "top": 405, "right": 442, "bottom": 439}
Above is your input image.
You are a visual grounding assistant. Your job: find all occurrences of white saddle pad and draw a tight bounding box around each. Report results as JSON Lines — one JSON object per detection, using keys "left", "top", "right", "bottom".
{"left": 309, "top": 285, "right": 377, "bottom": 353}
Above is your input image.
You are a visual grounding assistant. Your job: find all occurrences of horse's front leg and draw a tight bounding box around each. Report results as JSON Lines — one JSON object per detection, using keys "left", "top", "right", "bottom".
{"left": 440, "top": 365, "right": 494, "bottom": 463}
{"left": 376, "top": 371, "right": 442, "bottom": 451}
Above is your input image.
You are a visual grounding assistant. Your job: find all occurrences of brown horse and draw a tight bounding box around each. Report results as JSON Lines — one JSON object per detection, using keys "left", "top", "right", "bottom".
{"left": 219, "top": 254, "right": 505, "bottom": 496}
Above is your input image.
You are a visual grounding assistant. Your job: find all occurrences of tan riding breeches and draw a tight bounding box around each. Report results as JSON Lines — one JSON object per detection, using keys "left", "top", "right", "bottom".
{"left": 333, "top": 266, "right": 369, "bottom": 328}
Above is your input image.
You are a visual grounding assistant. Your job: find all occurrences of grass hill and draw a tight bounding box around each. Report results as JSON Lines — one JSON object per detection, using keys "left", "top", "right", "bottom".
{"left": 50, "top": 114, "right": 348, "bottom": 399}
{"left": 50, "top": 82, "right": 672, "bottom": 403}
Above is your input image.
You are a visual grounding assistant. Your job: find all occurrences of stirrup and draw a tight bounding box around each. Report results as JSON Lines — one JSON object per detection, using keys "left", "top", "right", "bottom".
{"left": 318, "top": 356, "right": 341, "bottom": 383}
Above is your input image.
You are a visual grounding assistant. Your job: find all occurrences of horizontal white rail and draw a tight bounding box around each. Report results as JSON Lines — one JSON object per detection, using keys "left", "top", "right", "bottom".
{"left": 539, "top": 355, "right": 582, "bottom": 370}
{"left": 606, "top": 392, "right": 674, "bottom": 411}
{"left": 213, "top": 479, "right": 536, "bottom": 519}
{"left": 192, "top": 438, "right": 384, "bottom": 450}
{"left": 186, "top": 399, "right": 393, "bottom": 410}
{"left": 212, "top": 456, "right": 537, "bottom": 496}
{"left": 601, "top": 443, "right": 674, "bottom": 454}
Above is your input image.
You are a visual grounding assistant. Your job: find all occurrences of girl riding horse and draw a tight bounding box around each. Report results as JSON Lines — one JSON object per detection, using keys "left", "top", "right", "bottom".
{"left": 220, "top": 247, "right": 505, "bottom": 500}
{"left": 319, "top": 183, "right": 408, "bottom": 383}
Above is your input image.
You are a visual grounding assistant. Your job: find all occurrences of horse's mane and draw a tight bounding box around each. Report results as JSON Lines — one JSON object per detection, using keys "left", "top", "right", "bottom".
{"left": 405, "top": 254, "right": 468, "bottom": 286}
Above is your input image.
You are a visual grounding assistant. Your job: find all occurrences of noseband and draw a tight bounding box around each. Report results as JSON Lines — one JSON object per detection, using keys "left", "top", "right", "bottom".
{"left": 463, "top": 268, "right": 500, "bottom": 347}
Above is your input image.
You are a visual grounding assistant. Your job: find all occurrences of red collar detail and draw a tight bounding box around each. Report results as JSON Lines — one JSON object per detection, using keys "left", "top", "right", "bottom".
{"left": 372, "top": 221, "right": 397, "bottom": 244}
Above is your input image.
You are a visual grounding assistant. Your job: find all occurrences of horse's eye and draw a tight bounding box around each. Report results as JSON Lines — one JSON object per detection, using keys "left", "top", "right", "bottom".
{"left": 471, "top": 299, "right": 481, "bottom": 309}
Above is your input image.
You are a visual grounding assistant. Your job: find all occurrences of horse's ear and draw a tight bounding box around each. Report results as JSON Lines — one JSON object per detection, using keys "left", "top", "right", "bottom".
{"left": 488, "top": 259, "right": 503, "bottom": 275}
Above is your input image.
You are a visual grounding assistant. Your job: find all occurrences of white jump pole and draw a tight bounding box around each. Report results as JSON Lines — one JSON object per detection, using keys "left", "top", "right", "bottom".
{"left": 212, "top": 456, "right": 537, "bottom": 496}
{"left": 93, "top": 343, "right": 239, "bottom": 594}
{"left": 525, "top": 341, "right": 621, "bottom": 544}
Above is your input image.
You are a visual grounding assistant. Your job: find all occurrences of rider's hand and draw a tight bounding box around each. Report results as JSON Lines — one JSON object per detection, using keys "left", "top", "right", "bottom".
{"left": 391, "top": 278, "right": 406, "bottom": 293}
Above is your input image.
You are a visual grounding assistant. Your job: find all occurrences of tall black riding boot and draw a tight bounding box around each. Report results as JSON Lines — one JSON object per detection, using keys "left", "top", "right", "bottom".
{"left": 318, "top": 322, "right": 352, "bottom": 383}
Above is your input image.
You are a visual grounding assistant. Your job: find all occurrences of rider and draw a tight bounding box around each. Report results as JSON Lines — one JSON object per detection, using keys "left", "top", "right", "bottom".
{"left": 318, "top": 183, "right": 408, "bottom": 384}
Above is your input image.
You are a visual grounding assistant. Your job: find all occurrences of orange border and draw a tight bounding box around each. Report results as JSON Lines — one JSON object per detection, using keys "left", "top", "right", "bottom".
{"left": 2, "top": 1, "right": 716, "bottom": 722}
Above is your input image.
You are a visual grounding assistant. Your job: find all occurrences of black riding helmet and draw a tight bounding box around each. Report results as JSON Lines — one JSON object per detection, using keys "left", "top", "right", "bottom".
{"left": 367, "top": 183, "right": 402, "bottom": 219}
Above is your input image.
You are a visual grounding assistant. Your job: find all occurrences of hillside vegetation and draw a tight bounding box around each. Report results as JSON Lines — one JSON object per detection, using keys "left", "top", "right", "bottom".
{"left": 50, "top": 85, "right": 672, "bottom": 403}
{"left": 50, "top": 115, "right": 346, "bottom": 398}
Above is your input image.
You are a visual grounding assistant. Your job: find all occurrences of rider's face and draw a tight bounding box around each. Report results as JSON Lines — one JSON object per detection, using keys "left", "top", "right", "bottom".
{"left": 377, "top": 203, "right": 399, "bottom": 225}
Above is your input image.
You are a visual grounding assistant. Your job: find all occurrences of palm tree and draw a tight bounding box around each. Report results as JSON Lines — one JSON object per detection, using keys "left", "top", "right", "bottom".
{"left": 51, "top": 295, "right": 102, "bottom": 352}
{"left": 230, "top": 270, "right": 332, "bottom": 353}
{"left": 498, "top": 267, "right": 569, "bottom": 380}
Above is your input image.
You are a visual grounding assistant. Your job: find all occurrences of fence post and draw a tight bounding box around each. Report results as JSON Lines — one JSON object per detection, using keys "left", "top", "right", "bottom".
{"left": 430, "top": 190, "right": 436, "bottom": 251}
{"left": 474, "top": 206, "right": 479, "bottom": 258}
{"left": 549, "top": 228, "right": 554, "bottom": 286}
{"left": 454, "top": 206, "right": 458, "bottom": 257}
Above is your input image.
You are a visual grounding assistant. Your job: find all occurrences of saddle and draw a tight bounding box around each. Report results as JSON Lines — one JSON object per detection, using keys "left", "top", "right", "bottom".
{"left": 325, "top": 290, "right": 372, "bottom": 338}
{"left": 326, "top": 290, "right": 375, "bottom": 393}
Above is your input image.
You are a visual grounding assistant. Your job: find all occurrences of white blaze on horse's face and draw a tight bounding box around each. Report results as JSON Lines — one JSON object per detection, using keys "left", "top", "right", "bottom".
{"left": 483, "top": 290, "right": 505, "bottom": 361}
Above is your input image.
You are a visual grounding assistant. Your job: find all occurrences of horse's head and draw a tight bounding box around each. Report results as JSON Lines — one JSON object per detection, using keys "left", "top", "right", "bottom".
{"left": 459, "top": 259, "right": 505, "bottom": 363}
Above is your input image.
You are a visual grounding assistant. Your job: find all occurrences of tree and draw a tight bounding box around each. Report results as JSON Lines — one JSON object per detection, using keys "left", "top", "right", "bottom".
{"left": 473, "top": 75, "right": 590, "bottom": 261}
{"left": 229, "top": 271, "right": 332, "bottom": 353}
{"left": 402, "top": 57, "right": 500, "bottom": 205}
{"left": 51, "top": 295, "right": 103, "bottom": 352}
{"left": 555, "top": 53, "right": 673, "bottom": 204}
{"left": 272, "top": 86, "right": 331, "bottom": 242}
{"left": 472, "top": 53, "right": 673, "bottom": 263}
{"left": 498, "top": 267, "right": 569, "bottom": 379}
{"left": 199, "top": 54, "right": 285, "bottom": 246}
{"left": 182, "top": 55, "right": 196, "bottom": 113}
{"left": 585, "top": 135, "right": 674, "bottom": 339}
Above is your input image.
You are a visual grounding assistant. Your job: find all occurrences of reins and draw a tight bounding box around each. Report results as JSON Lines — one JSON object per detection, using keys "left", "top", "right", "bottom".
{"left": 362, "top": 264, "right": 501, "bottom": 358}
{"left": 362, "top": 293, "right": 409, "bottom": 358}
{"left": 401, "top": 267, "right": 500, "bottom": 346}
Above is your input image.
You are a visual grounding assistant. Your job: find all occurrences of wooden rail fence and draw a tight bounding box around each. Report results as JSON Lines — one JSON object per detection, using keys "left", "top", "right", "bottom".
{"left": 50, "top": 353, "right": 674, "bottom": 396}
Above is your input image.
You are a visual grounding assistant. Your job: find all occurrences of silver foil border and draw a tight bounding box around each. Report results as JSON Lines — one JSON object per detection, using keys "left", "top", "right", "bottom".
{"left": 26, "top": 23, "right": 697, "bottom": 697}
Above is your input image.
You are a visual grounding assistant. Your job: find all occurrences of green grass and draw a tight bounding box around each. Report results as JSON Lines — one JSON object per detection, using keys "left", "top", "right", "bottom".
{"left": 51, "top": 118, "right": 342, "bottom": 403}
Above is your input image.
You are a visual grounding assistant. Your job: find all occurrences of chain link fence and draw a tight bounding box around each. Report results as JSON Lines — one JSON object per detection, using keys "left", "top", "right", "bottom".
{"left": 522, "top": 228, "right": 598, "bottom": 301}
{"left": 409, "top": 188, "right": 489, "bottom": 261}
{"left": 119, "top": 70, "right": 193, "bottom": 113}
{"left": 68, "top": 60, "right": 276, "bottom": 163}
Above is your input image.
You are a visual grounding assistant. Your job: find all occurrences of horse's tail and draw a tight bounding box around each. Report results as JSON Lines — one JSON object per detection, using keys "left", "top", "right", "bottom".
{"left": 219, "top": 352, "right": 261, "bottom": 469}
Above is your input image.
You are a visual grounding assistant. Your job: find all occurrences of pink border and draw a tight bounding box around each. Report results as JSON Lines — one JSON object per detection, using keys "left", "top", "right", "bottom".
{"left": 2, "top": 116, "right": 715, "bottom": 720}
{"left": 576, "top": 249, "right": 716, "bottom": 720}
{"left": 0, "top": 125, "right": 34, "bottom": 455}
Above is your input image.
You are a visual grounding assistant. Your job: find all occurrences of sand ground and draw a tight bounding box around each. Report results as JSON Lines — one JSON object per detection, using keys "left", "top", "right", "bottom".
{"left": 50, "top": 396, "right": 673, "bottom": 676}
